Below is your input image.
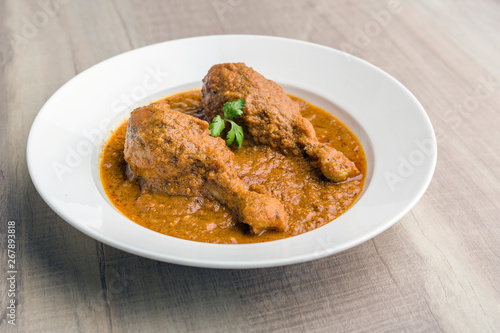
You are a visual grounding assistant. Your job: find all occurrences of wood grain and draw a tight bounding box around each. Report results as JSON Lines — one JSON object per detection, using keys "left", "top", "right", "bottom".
{"left": 1, "top": 0, "right": 499, "bottom": 332}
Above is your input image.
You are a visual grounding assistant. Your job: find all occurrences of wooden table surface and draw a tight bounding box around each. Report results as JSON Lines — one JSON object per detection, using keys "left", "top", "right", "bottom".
{"left": 1, "top": 0, "right": 500, "bottom": 332}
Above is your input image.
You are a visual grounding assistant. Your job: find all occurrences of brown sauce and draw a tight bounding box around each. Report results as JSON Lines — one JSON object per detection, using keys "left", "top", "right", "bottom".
{"left": 100, "top": 90, "right": 366, "bottom": 243}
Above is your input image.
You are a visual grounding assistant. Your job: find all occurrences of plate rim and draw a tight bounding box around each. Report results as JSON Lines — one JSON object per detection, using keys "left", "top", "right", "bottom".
{"left": 27, "top": 34, "right": 437, "bottom": 268}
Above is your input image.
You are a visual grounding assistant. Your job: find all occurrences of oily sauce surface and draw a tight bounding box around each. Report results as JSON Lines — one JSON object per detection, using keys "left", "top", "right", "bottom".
{"left": 100, "top": 90, "right": 366, "bottom": 243}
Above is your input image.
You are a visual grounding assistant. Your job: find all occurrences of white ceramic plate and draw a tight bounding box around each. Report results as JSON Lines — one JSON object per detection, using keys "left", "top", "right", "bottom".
{"left": 27, "top": 35, "right": 436, "bottom": 268}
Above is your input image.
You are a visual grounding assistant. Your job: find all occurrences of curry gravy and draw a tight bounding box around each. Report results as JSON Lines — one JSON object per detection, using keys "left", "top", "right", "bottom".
{"left": 100, "top": 90, "right": 366, "bottom": 243}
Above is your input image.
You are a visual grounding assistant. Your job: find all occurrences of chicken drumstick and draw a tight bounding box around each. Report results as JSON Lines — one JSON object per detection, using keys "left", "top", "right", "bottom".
{"left": 124, "top": 101, "right": 287, "bottom": 234}
{"left": 202, "top": 62, "right": 359, "bottom": 182}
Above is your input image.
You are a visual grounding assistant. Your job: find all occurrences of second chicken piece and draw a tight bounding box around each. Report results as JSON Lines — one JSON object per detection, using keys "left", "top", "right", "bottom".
{"left": 202, "top": 62, "right": 359, "bottom": 182}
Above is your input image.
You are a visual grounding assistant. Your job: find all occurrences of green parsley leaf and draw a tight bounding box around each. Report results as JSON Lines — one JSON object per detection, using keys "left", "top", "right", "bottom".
{"left": 227, "top": 120, "right": 244, "bottom": 148}
{"left": 209, "top": 115, "right": 225, "bottom": 137}
{"left": 208, "top": 99, "right": 245, "bottom": 148}
{"left": 226, "top": 124, "right": 235, "bottom": 146}
{"left": 222, "top": 98, "right": 245, "bottom": 118}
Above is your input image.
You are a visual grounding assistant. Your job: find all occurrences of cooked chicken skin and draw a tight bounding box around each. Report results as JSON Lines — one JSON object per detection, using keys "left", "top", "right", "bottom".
{"left": 124, "top": 101, "right": 287, "bottom": 234}
{"left": 202, "top": 62, "right": 359, "bottom": 182}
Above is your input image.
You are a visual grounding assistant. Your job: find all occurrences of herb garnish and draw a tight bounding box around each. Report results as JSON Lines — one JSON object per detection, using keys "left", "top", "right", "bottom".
{"left": 209, "top": 99, "right": 245, "bottom": 148}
